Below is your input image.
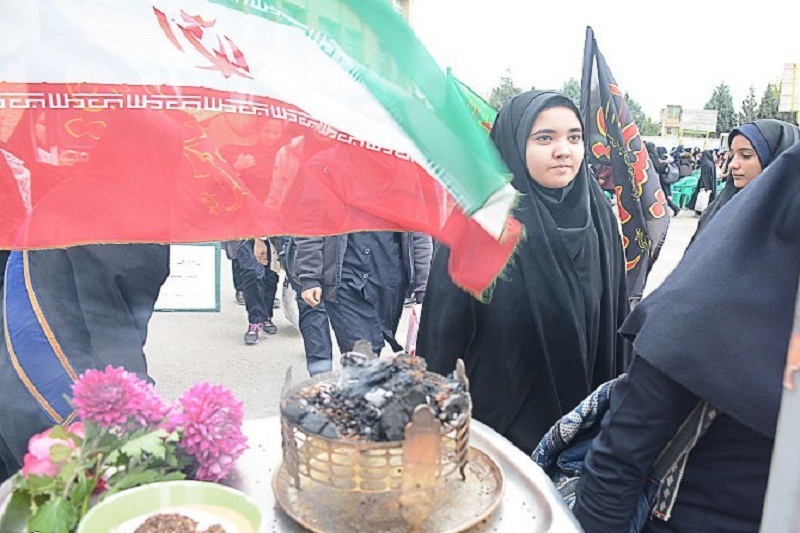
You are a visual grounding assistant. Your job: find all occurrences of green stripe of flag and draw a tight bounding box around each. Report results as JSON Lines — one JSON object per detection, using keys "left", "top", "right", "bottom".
{"left": 210, "top": 0, "right": 512, "bottom": 217}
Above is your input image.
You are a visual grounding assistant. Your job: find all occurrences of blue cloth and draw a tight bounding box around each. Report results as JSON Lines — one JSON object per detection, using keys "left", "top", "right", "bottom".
{"left": 733, "top": 123, "right": 773, "bottom": 168}
{"left": 532, "top": 376, "right": 621, "bottom": 507}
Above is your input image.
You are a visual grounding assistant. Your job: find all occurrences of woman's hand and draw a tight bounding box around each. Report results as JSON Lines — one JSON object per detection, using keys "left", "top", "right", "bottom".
{"left": 302, "top": 287, "right": 322, "bottom": 307}
{"left": 253, "top": 239, "right": 268, "bottom": 265}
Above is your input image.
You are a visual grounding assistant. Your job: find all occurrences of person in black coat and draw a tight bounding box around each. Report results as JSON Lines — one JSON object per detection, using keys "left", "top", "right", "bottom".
{"left": 417, "top": 91, "right": 630, "bottom": 455}
{"left": 686, "top": 149, "right": 717, "bottom": 213}
{"left": 574, "top": 140, "right": 800, "bottom": 532}
{"left": 645, "top": 142, "right": 679, "bottom": 216}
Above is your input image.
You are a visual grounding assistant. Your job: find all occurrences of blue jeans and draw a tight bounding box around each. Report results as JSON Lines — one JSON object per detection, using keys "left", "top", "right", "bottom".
{"left": 236, "top": 241, "right": 268, "bottom": 324}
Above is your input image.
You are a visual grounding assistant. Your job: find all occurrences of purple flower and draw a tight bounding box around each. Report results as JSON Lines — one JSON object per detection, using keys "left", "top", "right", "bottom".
{"left": 169, "top": 383, "right": 248, "bottom": 482}
{"left": 72, "top": 366, "right": 167, "bottom": 428}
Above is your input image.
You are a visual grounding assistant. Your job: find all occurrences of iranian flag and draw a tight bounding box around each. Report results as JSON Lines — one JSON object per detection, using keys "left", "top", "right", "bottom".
{"left": 0, "top": 0, "right": 520, "bottom": 296}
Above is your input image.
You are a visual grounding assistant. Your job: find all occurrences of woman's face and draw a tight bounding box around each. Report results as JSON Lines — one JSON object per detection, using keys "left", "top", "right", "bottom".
{"left": 729, "top": 135, "right": 763, "bottom": 189}
{"left": 525, "top": 106, "right": 584, "bottom": 189}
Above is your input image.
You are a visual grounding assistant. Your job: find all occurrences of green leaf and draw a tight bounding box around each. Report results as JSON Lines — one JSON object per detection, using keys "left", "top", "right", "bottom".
{"left": 48, "top": 425, "right": 68, "bottom": 441}
{"left": 48, "top": 444, "right": 73, "bottom": 463}
{"left": 23, "top": 474, "right": 59, "bottom": 495}
{"left": 28, "top": 498, "right": 78, "bottom": 533}
{"left": 104, "top": 469, "right": 164, "bottom": 495}
{"left": 68, "top": 475, "right": 92, "bottom": 510}
{"left": 106, "top": 449, "right": 120, "bottom": 465}
{"left": 56, "top": 458, "right": 79, "bottom": 484}
{"left": 118, "top": 429, "right": 168, "bottom": 461}
{"left": 0, "top": 489, "right": 32, "bottom": 532}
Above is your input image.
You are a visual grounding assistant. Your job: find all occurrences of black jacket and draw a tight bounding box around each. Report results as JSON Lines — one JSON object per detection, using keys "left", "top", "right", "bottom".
{"left": 293, "top": 232, "right": 431, "bottom": 304}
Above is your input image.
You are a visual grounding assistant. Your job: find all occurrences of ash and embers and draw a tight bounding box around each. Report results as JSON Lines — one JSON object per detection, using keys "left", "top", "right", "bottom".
{"left": 281, "top": 352, "right": 470, "bottom": 441}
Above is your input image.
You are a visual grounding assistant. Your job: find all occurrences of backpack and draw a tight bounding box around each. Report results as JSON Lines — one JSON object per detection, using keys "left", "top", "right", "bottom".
{"left": 661, "top": 163, "right": 680, "bottom": 185}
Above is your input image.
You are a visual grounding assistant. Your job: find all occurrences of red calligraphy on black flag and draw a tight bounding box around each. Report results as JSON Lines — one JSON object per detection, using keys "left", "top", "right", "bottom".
{"left": 580, "top": 26, "right": 668, "bottom": 302}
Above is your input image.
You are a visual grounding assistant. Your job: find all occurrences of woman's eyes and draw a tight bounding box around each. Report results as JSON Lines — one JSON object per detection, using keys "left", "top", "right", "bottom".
{"left": 531, "top": 134, "right": 583, "bottom": 143}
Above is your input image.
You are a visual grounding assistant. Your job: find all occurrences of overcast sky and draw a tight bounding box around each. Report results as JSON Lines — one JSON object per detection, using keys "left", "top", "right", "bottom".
{"left": 411, "top": 0, "right": 800, "bottom": 119}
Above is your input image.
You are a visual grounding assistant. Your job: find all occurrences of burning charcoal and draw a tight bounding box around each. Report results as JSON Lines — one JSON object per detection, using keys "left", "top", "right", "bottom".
{"left": 440, "top": 393, "right": 470, "bottom": 423}
{"left": 319, "top": 422, "right": 341, "bottom": 440}
{"left": 379, "top": 401, "right": 412, "bottom": 441}
{"left": 301, "top": 412, "right": 330, "bottom": 435}
{"left": 282, "top": 353, "right": 471, "bottom": 442}
{"left": 282, "top": 402, "right": 308, "bottom": 425}
{"left": 364, "top": 387, "right": 391, "bottom": 408}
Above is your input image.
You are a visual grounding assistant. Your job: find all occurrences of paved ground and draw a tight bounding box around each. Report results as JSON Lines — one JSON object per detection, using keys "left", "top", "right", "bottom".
{"left": 145, "top": 213, "right": 700, "bottom": 420}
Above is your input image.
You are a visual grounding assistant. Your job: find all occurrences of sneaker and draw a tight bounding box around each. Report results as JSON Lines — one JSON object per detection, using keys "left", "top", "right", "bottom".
{"left": 235, "top": 291, "right": 245, "bottom": 305}
{"left": 261, "top": 317, "right": 278, "bottom": 335}
{"left": 243, "top": 323, "right": 260, "bottom": 345}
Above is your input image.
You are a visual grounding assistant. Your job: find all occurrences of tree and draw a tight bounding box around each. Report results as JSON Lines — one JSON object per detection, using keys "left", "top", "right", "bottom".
{"left": 704, "top": 83, "right": 737, "bottom": 134}
{"left": 754, "top": 83, "right": 798, "bottom": 124}
{"left": 489, "top": 70, "right": 522, "bottom": 110}
{"left": 640, "top": 117, "right": 661, "bottom": 136}
{"left": 559, "top": 78, "right": 580, "bottom": 107}
{"left": 758, "top": 83, "right": 780, "bottom": 119}
{"left": 740, "top": 85, "right": 758, "bottom": 123}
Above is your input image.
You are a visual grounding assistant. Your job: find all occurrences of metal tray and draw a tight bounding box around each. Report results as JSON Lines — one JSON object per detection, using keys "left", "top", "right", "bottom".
{"left": 272, "top": 445, "right": 503, "bottom": 533}
{"left": 0, "top": 417, "right": 581, "bottom": 532}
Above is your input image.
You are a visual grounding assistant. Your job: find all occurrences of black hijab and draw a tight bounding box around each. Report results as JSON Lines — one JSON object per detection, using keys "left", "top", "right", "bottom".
{"left": 621, "top": 140, "right": 800, "bottom": 438}
{"left": 695, "top": 119, "right": 799, "bottom": 237}
{"left": 418, "top": 91, "right": 629, "bottom": 454}
{"left": 699, "top": 149, "right": 716, "bottom": 192}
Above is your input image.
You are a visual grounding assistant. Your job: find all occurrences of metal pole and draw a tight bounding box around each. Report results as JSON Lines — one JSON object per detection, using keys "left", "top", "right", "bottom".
{"left": 759, "top": 274, "right": 800, "bottom": 532}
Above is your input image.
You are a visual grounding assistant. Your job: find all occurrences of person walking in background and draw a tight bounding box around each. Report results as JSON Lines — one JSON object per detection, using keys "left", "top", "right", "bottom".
{"left": 417, "top": 91, "right": 630, "bottom": 456}
{"left": 677, "top": 150, "right": 694, "bottom": 178}
{"left": 235, "top": 237, "right": 279, "bottom": 345}
{"left": 255, "top": 128, "right": 339, "bottom": 372}
{"left": 221, "top": 118, "right": 289, "bottom": 344}
{"left": 296, "top": 228, "right": 431, "bottom": 356}
{"left": 280, "top": 236, "right": 334, "bottom": 376}
{"left": 685, "top": 149, "right": 717, "bottom": 214}
{"left": 646, "top": 141, "right": 679, "bottom": 217}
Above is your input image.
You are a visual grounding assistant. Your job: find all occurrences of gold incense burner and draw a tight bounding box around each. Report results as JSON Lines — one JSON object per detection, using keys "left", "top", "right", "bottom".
{"left": 272, "top": 354, "right": 504, "bottom": 533}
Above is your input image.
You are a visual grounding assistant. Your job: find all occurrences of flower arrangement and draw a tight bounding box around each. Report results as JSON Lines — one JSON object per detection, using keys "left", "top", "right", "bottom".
{"left": 4, "top": 366, "right": 248, "bottom": 533}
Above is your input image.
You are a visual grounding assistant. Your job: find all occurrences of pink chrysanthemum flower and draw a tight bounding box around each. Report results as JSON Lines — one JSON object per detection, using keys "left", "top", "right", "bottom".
{"left": 169, "top": 383, "right": 248, "bottom": 482}
{"left": 72, "top": 365, "right": 167, "bottom": 428}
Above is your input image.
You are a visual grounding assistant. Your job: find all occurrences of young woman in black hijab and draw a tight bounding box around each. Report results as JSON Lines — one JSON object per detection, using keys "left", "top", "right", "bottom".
{"left": 692, "top": 119, "right": 799, "bottom": 239}
{"left": 417, "top": 91, "right": 629, "bottom": 455}
{"left": 574, "top": 140, "right": 800, "bottom": 532}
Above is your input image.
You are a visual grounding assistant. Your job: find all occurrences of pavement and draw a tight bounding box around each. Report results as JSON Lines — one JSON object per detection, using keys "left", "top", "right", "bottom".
{"left": 145, "top": 213, "right": 700, "bottom": 420}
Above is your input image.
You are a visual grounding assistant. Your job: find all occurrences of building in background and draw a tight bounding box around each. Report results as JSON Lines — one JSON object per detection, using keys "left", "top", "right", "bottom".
{"left": 659, "top": 105, "right": 681, "bottom": 137}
